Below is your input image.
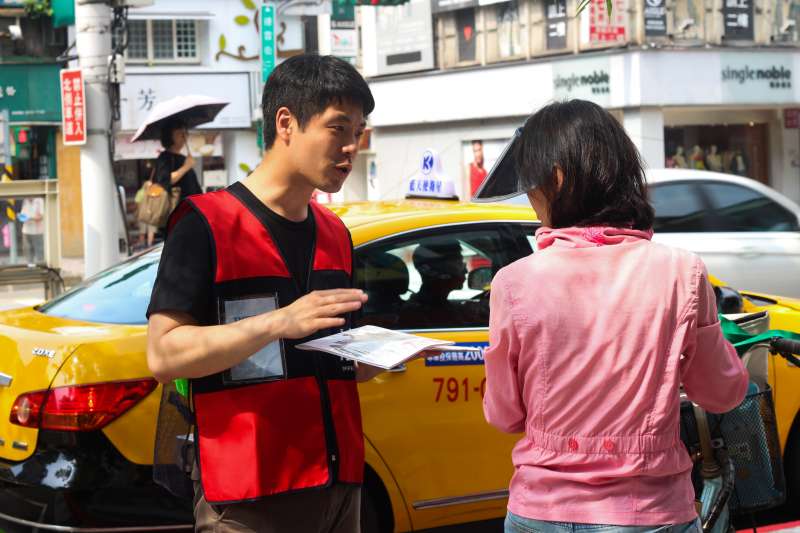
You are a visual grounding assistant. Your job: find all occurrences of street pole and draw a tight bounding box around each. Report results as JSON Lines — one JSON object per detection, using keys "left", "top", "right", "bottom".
{"left": 75, "top": 0, "right": 119, "bottom": 277}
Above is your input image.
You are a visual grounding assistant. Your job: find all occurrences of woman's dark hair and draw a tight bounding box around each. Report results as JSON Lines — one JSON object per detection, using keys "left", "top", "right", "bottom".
{"left": 261, "top": 54, "right": 375, "bottom": 150}
{"left": 159, "top": 119, "right": 186, "bottom": 150}
{"left": 514, "top": 99, "right": 654, "bottom": 230}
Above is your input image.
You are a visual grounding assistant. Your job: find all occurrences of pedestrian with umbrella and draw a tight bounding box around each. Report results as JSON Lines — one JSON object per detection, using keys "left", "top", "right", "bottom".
{"left": 132, "top": 95, "right": 228, "bottom": 231}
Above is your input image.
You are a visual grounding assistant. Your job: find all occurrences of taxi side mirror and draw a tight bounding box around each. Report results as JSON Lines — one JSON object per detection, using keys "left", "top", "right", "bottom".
{"left": 468, "top": 267, "right": 492, "bottom": 291}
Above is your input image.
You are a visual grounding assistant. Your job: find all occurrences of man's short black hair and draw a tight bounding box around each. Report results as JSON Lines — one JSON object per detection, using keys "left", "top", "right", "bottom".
{"left": 261, "top": 54, "right": 375, "bottom": 150}
{"left": 514, "top": 99, "right": 654, "bottom": 230}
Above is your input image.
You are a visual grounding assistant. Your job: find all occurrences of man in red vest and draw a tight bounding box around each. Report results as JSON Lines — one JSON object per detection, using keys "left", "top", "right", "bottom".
{"left": 146, "top": 54, "right": 382, "bottom": 532}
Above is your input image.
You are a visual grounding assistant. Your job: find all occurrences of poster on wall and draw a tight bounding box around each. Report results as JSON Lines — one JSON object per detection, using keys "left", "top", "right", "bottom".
{"left": 643, "top": 0, "right": 667, "bottom": 37}
{"left": 546, "top": 0, "right": 568, "bottom": 49}
{"left": 463, "top": 138, "right": 509, "bottom": 196}
{"left": 723, "top": 0, "right": 754, "bottom": 40}
{"left": 585, "top": 0, "right": 626, "bottom": 45}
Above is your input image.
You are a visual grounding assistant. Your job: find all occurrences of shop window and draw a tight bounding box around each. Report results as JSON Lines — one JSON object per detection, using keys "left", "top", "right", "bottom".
{"left": 650, "top": 182, "right": 709, "bottom": 233}
{"left": 665, "top": 124, "right": 769, "bottom": 185}
{"left": 456, "top": 8, "right": 477, "bottom": 63}
{"left": 121, "top": 19, "right": 199, "bottom": 63}
{"left": 701, "top": 183, "right": 800, "bottom": 232}
{"left": 485, "top": 0, "right": 524, "bottom": 63}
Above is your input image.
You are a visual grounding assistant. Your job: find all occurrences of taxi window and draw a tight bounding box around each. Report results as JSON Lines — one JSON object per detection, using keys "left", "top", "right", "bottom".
{"left": 701, "top": 183, "right": 800, "bottom": 232}
{"left": 38, "top": 249, "right": 160, "bottom": 325}
{"left": 354, "top": 224, "right": 530, "bottom": 331}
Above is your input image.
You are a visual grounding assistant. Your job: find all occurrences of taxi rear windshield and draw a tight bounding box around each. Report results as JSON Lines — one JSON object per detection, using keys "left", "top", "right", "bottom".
{"left": 38, "top": 249, "right": 160, "bottom": 325}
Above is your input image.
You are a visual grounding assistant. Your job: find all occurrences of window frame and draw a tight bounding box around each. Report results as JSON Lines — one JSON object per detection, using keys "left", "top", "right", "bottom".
{"left": 354, "top": 220, "right": 536, "bottom": 332}
{"left": 124, "top": 19, "right": 200, "bottom": 65}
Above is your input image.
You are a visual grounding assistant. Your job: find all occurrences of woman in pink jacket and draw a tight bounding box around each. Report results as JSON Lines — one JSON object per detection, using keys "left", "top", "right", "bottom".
{"left": 482, "top": 100, "right": 748, "bottom": 533}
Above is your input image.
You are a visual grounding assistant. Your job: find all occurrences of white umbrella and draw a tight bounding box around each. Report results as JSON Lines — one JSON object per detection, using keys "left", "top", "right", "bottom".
{"left": 131, "top": 94, "right": 230, "bottom": 142}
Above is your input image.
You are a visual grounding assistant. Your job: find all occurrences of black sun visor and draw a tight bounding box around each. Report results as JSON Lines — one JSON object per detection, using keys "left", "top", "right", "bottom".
{"left": 471, "top": 127, "right": 528, "bottom": 203}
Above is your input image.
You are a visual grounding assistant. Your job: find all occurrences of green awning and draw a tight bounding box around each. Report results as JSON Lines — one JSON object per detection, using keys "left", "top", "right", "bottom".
{"left": 52, "top": 0, "right": 76, "bottom": 28}
{"left": 0, "top": 63, "right": 62, "bottom": 123}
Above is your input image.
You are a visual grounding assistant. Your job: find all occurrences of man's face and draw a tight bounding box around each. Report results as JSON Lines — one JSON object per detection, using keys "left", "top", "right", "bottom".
{"left": 472, "top": 142, "right": 484, "bottom": 167}
{"left": 289, "top": 101, "right": 366, "bottom": 194}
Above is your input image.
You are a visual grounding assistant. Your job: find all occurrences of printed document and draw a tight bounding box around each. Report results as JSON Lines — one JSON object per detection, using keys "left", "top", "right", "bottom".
{"left": 296, "top": 325, "right": 481, "bottom": 369}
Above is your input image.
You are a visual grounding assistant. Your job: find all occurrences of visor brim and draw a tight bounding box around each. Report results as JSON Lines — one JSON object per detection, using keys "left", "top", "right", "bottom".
{"left": 471, "top": 128, "right": 530, "bottom": 203}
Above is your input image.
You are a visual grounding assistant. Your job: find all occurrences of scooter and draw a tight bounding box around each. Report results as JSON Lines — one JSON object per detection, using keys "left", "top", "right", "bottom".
{"left": 682, "top": 314, "right": 800, "bottom": 533}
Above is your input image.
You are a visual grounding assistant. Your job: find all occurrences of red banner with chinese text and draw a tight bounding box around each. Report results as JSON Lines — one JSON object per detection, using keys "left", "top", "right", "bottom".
{"left": 60, "top": 69, "right": 86, "bottom": 146}
{"left": 589, "top": 0, "right": 626, "bottom": 44}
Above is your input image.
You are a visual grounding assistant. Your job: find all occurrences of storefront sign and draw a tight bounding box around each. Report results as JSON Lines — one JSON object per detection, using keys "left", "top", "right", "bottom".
{"left": 643, "top": 0, "right": 667, "bottom": 37}
{"left": 723, "top": 0, "right": 754, "bottom": 41}
{"left": 120, "top": 73, "right": 252, "bottom": 132}
{"left": 784, "top": 109, "right": 800, "bottom": 129}
{"left": 0, "top": 64, "right": 62, "bottom": 123}
{"left": 261, "top": 3, "right": 277, "bottom": 83}
{"left": 552, "top": 56, "right": 612, "bottom": 106}
{"left": 331, "top": 0, "right": 357, "bottom": 62}
{"left": 363, "top": 0, "right": 435, "bottom": 76}
{"left": 545, "top": 0, "right": 568, "bottom": 50}
{"left": 720, "top": 53, "right": 793, "bottom": 103}
{"left": 59, "top": 69, "right": 86, "bottom": 146}
{"left": 587, "top": 0, "right": 626, "bottom": 44}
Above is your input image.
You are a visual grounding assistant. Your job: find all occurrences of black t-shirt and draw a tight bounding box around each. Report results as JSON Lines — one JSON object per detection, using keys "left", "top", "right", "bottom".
{"left": 146, "top": 182, "right": 315, "bottom": 324}
{"left": 155, "top": 151, "right": 203, "bottom": 201}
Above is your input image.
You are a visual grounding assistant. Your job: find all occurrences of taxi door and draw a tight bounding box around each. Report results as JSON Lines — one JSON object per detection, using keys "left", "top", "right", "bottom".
{"left": 355, "top": 221, "right": 534, "bottom": 531}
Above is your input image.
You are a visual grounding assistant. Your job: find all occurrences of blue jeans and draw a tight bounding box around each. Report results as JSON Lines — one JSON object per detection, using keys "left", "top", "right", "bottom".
{"left": 505, "top": 512, "right": 702, "bottom": 533}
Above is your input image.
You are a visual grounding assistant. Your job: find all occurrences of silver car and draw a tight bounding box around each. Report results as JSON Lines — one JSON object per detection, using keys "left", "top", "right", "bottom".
{"left": 648, "top": 169, "right": 800, "bottom": 298}
{"left": 499, "top": 169, "right": 800, "bottom": 298}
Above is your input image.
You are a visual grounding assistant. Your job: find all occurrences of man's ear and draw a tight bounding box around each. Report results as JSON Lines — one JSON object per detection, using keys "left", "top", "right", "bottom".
{"left": 275, "top": 107, "right": 294, "bottom": 144}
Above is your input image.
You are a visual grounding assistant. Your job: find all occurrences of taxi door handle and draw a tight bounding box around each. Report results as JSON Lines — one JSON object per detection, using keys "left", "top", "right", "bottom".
{"left": 387, "top": 364, "right": 407, "bottom": 373}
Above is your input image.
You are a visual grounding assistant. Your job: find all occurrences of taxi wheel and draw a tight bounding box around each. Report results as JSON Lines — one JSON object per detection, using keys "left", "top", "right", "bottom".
{"left": 361, "top": 467, "right": 393, "bottom": 533}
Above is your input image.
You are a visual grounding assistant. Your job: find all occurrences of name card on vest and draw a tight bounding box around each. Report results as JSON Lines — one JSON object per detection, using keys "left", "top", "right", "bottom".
{"left": 219, "top": 295, "right": 286, "bottom": 384}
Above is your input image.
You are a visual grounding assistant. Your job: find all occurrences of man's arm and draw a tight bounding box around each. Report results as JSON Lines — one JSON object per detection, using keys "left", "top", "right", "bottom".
{"left": 147, "top": 288, "right": 367, "bottom": 383}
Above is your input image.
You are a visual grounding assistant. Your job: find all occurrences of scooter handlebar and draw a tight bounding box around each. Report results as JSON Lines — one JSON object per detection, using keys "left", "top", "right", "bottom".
{"left": 769, "top": 336, "right": 800, "bottom": 367}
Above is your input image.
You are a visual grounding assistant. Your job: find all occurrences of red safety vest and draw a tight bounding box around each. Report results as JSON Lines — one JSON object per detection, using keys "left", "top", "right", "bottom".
{"left": 171, "top": 186, "right": 364, "bottom": 504}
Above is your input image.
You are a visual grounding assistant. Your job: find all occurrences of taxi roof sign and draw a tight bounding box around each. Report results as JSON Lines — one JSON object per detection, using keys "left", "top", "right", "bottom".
{"left": 405, "top": 149, "right": 458, "bottom": 200}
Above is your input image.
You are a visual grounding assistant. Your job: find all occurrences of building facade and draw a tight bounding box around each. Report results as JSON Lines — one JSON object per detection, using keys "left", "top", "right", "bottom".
{"left": 358, "top": 0, "right": 800, "bottom": 205}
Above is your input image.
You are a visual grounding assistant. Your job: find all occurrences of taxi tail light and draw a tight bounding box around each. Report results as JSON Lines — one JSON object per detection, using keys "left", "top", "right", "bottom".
{"left": 10, "top": 379, "right": 158, "bottom": 431}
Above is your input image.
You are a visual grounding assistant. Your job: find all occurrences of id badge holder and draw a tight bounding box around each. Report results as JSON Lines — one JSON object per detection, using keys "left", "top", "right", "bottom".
{"left": 219, "top": 294, "right": 287, "bottom": 384}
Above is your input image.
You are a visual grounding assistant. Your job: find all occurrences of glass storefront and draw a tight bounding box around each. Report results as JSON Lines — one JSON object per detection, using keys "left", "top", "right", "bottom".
{"left": 664, "top": 124, "right": 769, "bottom": 184}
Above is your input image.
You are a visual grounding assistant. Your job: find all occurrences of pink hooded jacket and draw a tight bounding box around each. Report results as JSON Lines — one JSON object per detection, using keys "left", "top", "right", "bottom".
{"left": 483, "top": 226, "right": 748, "bottom": 526}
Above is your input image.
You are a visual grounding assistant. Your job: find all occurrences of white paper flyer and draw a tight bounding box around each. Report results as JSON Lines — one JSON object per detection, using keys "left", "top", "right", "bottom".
{"left": 296, "top": 325, "right": 481, "bottom": 369}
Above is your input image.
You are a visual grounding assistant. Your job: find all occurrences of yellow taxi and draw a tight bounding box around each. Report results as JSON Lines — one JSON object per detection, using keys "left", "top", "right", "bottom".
{"left": 0, "top": 198, "right": 799, "bottom": 532}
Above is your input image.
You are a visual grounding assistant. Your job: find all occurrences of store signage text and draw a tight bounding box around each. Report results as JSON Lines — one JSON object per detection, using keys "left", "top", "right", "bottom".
{"left": 546, "top": 0, "right": 567, "bottom": 50}
{"left": 723, "top": 0, "right": 753, "bottom": 41}
{"left": 721, "top": 65, "right": 792, "bottom": 89}
{"left": 261, "top": 3, "right": 277, "bottom": 83}
{"left": 60, "top": 69, "right": 86, "bottom": 146}
{"left": 643, "top": 0, "right": 666, "bottom": 37}
{"left": 553, "top": 70, "right": 610, "bottom": 95}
